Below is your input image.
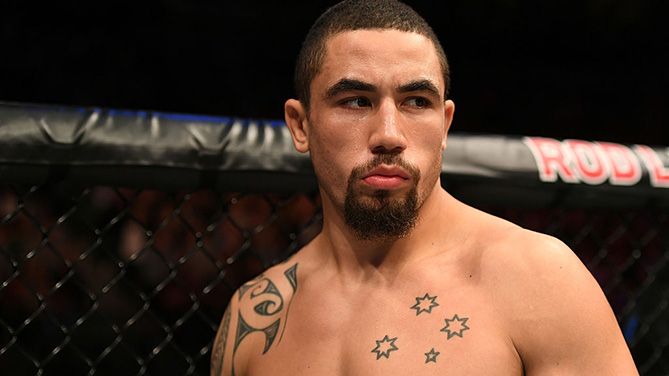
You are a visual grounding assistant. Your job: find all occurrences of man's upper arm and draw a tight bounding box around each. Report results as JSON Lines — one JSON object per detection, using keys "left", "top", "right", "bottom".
{"left": 211, "top": 293, "right": 237, "bottom": 376}
{"left": 502, "top": 233, "right": 638, "bottom": 375}
{"left": 210, "top": 261, "right": 299, "bottom": 376}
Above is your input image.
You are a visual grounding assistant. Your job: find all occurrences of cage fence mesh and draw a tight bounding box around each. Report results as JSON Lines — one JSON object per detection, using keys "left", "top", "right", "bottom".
{"left": 0, "top": 178, "right": 667, "bottom": 375}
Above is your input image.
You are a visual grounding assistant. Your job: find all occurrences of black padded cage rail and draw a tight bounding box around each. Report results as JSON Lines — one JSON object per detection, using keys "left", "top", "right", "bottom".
{"left": 0, "top": 102, "right": 667, "bottom": 375}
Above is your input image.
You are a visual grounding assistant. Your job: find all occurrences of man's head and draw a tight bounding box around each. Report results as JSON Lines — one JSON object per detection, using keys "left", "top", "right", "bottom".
{"left": 294, "top": 0, "right": 450, "bottom": 114}
{"left": 285, "top": 0, "right": 455, "bottom": 241}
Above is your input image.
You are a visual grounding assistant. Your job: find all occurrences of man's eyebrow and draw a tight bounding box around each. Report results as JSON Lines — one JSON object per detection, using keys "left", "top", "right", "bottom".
{"left": 324, "top": 79, "right": 377, "bottom": 100}
{"left": 397, "top": 80, "right": 441, "bottom": 97}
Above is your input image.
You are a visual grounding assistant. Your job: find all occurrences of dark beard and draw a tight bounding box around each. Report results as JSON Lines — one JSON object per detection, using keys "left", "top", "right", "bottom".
{"left": 343, "top": 155, "right": 420, "bottom": 240}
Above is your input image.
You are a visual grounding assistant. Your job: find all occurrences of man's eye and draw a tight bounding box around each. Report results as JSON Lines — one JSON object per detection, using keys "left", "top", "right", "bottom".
{"left": 342, "top": 97, "right": 371, "bottom": 108}
{"left": 406, "top": 97, "right": 430, "bottom": 108}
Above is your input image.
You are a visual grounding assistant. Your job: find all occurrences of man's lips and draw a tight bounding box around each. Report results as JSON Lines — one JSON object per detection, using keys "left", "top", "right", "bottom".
{"left": 361, "top": 166, "right": 411, "bottom": 190}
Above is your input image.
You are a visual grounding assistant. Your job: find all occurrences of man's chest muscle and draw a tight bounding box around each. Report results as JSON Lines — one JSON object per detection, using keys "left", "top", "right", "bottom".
{"left": 244, "top": 286, "right": 522, "bottom": 375}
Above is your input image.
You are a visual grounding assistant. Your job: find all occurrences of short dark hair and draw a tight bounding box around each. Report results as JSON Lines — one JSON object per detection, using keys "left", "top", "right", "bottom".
{"left": 294, "top": 0, "right": 450, "bottom": 113}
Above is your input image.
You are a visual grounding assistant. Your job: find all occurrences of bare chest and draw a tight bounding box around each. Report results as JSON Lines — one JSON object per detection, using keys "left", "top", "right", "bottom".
{"left": 245, "top": 283, "right": 522, "bottom": 376}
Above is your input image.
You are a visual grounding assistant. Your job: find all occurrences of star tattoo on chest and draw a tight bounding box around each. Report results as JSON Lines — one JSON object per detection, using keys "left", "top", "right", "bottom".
{"left": 371, "top": 335, "right": 399, "bottom": 360}
{"left": 440, "top": 314, "right": 470, "bottom": 339}
{"left": 410, "top": 293, "right": 439, "bottom": 315}
{"left": 424, "top": 348, "right": 440, "bottom": 363}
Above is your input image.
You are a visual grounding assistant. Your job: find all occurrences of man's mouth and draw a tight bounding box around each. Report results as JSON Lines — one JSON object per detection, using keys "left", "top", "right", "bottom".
{"left": 361, "top": 165, "right": 411, "bottom": 190}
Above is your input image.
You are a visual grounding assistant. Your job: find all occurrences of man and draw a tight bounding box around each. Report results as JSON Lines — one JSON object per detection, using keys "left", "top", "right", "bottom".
{"left": 211, "top": 1, "right": 639, "bottom": 374}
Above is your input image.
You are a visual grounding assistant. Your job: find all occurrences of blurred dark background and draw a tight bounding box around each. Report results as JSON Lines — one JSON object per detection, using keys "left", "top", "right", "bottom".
{"left": 1, "top": 0, "right": 667, "bottom": 145}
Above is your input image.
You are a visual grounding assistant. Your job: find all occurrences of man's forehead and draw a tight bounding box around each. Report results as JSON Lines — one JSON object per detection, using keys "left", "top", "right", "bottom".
{"left": 317, "top": 29, "right": 445, "bottom": 93}
{"left": 324, "top": 29, "right": 438, "bottom": 60}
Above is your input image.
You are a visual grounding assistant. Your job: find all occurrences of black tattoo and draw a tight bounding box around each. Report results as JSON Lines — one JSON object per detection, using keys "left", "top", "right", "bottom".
{"left": 440, "top": 314, "right": 470, "bottom": 339}
{"left": 211, "top": 304, "right": 231, "bottom": 376}
{"left": 231, "top": 263, "right": 298, "bottom": 375}
{"left": 424, "top": 348, "right": 440, "bottom": 363}
{"left": 237, "top": 272, "right": 264, "bottom": 299}
{"left": 234, "top": 312, "right": 282, "bottom": 354}
{"left": 284, "top": 263, "right": 298, "bottom": 292}
{"left": 250, "top": 278, "right": 284, "bottom": 316}
{"left": 278, "top": 263, "right": 298, "bottom": 343}
{"left": 234, "top": 278, "right": 283, "bottom": 354}
{"left": 371, "top": 335, "right": 399, "bottom": 360}
{"left": 410, "top": 293, "right": 439, "bottom": 315}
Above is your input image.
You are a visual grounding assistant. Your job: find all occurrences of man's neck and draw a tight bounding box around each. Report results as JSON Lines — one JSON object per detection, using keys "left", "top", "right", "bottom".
{"left": 315, "top": 185, "right": 458, "bottom": 284}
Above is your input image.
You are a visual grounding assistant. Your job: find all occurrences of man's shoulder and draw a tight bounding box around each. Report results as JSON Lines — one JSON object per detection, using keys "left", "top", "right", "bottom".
{"left": 426, "top": 205, "right": 583, "bottom": 289}
{"left": 233, "top": 256, "right": 301, "bottom": 304}
{"left": 465, "top": 216, "right": 637, "bottom": 374}
{"left": 215, "top": 257, "right": 302, "bottom": 375}
{"left": 451, "top": 209, "right": 597, "bottom": 308}
{"left": 457, "top": 207, "right": 575, "bottom": 277}
{"left": 475, "top": 219, "right": 589, "bottom": 295}
{"left": 484, "top": 224, "right": 576, "bottom": 273}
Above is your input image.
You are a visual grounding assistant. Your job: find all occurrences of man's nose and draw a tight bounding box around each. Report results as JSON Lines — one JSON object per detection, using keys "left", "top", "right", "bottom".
{"left": 369, "top": 99, "right": 407, "bottom": 154}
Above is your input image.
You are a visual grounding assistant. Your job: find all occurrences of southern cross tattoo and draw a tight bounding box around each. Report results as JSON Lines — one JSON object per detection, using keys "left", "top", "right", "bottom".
{"left": 440, "top": 314, "right": 470, "bottom": 339}
{"left": 424, "top": 348, "right": 440, "bottom": 363}
{"left": 410, "top": 293, "right": 439, "bottom": 315}
{"left": 371, "top": 335, "right": 399, "bottom": 360}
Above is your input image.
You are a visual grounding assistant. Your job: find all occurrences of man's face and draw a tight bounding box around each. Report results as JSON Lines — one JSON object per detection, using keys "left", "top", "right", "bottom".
{"left": 288, "top": 29, "right": 454, "bottom": 239}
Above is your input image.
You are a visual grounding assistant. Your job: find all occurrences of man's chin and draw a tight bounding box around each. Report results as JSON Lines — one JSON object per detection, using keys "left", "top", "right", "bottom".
{"left": 343, "top": 188, "right": 419, "bottom": 241}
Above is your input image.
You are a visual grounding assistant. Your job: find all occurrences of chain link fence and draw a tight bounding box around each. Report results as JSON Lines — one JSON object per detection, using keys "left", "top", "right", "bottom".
{"left": 0, "top": 181, "right": 323, "bottom": 375}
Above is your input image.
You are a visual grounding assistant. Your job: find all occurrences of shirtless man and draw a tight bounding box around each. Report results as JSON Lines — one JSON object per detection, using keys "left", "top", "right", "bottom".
{"left": 211, "top": 1, "right": 639, "bottom": 374}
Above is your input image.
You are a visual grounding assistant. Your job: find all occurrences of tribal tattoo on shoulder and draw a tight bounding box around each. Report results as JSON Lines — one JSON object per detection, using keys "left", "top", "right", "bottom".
{"left": 211, "top": 304, "right": 232, "bottom": 376}
{"left": 212, "top": 263, "right": 298, "bottom": 376}
{"left": 234, "top": 263, "right": 298, "bottom": 374}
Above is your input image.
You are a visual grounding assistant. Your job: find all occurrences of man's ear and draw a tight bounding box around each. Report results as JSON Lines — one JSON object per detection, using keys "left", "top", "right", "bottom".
{"left": 284, "top": 99, "right": 310, "bottom": 153}
{"left": 441, "top": 99, "right": 455, "bottom": 150}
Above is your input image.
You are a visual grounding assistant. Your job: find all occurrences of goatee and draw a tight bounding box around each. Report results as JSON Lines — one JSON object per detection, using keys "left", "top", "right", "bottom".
{"left": 343, "top": 154, "right": 420, "bottom": 240}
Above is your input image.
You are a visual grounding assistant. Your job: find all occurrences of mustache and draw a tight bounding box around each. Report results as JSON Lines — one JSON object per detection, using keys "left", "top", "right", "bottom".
{"left": 349, "top": 154, "right": 421, "bottom": 182}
